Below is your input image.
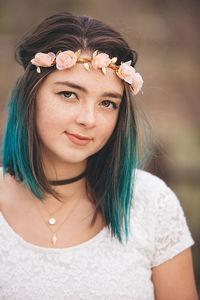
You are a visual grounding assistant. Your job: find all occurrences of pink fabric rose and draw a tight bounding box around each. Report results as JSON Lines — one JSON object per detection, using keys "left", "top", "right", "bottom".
{"left": 56, "top": 51, "right": 77, "bottom": 70}
{"left": 117, "top": 61, "right": 136, "bottom": 84}
{"left": 31, "top": 52, "right": 56, "bottom": 67}
{"left": 131, "top": 73, "right": 143, "bottom": 95}
{"left": 92, "top": 53, "right": 111, "bottom": 69}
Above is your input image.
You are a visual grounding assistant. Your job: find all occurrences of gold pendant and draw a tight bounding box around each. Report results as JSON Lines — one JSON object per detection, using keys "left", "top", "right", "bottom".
{"left": 52, "top": 234, "right": 57, "bottom": 246}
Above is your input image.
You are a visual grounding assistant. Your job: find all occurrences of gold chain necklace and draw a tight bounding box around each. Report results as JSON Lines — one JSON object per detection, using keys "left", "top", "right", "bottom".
{"left": 34, "top": 198, "right": 81, "bottom": 246}
{"left": 42, "top": 201, "right": 64, "bottom": 225}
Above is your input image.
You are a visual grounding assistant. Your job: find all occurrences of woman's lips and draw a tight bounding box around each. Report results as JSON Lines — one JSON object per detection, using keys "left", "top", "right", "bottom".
{"left": 65, "top": 132, "right": 91, "bottom": 146}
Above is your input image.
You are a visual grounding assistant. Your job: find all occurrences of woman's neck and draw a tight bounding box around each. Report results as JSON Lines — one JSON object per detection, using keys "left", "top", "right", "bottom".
{"left": 44, "top": 177, "right": 89, "bottom": 207}
{"left": 41, "top": 159, "right": 88, "bottom": 203}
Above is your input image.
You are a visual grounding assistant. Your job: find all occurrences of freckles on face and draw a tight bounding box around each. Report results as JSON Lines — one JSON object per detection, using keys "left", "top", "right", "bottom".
{"left": 35, "top": 55, "right": 124, "bottom": 164}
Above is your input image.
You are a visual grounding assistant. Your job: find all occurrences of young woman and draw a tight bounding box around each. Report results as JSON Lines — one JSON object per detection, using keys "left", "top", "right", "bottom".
{"left": 0, "top": 12, "right": 198, "bottom": 300}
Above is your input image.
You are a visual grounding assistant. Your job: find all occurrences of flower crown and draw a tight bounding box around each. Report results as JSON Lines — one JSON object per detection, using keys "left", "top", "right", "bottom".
{"left": 31, "top": 50, "right": 143, "bottom": 95}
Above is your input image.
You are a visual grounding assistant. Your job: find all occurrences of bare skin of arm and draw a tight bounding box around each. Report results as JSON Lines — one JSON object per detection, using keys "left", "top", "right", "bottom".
{"left": 152, "top": 248, "right": 198, "bottom": 300}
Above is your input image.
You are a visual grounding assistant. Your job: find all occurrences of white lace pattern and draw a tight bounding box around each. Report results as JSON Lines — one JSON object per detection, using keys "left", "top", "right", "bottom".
{"left": 0, "top": 170, "right": 194, "bottom": 299}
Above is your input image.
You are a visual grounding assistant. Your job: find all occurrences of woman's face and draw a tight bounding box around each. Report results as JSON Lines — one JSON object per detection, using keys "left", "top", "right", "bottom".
{"left": 35, "top": 52, "right": 124, "bottom": 167}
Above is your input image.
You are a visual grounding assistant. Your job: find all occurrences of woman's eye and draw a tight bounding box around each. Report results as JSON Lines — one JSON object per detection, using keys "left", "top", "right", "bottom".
{"left": 58, "top": 91, "right": 77, "bottom": 99}
{"left": 101, "top": 100, "right": 117, "bottom": 110}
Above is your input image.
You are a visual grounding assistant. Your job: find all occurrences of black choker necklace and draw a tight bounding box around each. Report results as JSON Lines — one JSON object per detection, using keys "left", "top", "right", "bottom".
{"left": 48, "top": 170, "right": 87, "bottom": 186}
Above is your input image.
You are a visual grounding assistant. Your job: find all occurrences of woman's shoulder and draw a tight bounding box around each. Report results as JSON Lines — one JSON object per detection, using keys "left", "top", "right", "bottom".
{"left": 0, "top": 167, "right": 19, "bottom": 212}
{"left": 134, "top": 169, "right": 168, "bottom": 196}
{"left": 132, "top": 169, "right": 194, "bottom": 267}
{"left": 133, "top": 169, "right": 182, "bottom": 213}
{"left": 0, "top": 167, "right": 5, "bottom": 210}
{"left": 0, "top": 166, "right": 11, "bottom": 188}
{"left": 0, "top": 167, "right": 8, "bottom": 211}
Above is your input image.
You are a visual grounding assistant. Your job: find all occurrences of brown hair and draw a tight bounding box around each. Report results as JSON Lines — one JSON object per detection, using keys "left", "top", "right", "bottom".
{"left": 4, "top": 12, "right": 139, "bottom": 238}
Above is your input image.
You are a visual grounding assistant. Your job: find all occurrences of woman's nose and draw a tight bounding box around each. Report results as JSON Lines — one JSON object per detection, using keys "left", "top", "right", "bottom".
{"left": 76, "top": 103, "right": 96, "bottom": 128}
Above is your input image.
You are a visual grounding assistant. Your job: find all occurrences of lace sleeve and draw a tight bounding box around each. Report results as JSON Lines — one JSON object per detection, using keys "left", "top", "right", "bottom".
{"left": 151, "top": 185, "right": 194, "bottom": 267}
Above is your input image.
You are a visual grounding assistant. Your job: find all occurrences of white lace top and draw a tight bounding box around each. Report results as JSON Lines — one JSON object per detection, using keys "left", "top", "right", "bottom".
{"left": 0, "top": 170, "right": 194, "bottom": 300}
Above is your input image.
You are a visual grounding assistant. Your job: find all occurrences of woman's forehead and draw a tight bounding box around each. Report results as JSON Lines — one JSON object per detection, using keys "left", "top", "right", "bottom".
{"left": 43, "top": 59, "right": 124, "bottom": 95}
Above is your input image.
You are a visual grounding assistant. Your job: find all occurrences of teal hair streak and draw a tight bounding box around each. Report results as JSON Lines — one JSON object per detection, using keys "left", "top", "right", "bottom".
{"left": 104, "top": 116, "right": 136, "bottom": 243}
{"left": 1, "top": 81, "right": 42, "bottom": 199}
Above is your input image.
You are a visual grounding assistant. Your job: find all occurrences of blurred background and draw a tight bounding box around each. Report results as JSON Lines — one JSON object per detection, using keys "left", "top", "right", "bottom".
{"left": 0, "top": 0, "right": 199, "bottom": 293}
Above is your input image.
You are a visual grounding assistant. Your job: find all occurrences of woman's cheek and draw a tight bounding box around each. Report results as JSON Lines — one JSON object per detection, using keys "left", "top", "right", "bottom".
{"left": 97, "top": 118, "right": 117, "bottom": 144}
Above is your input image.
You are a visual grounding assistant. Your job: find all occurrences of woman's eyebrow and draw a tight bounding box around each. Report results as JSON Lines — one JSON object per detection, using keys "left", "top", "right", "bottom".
{"left": 54, "top": 81, "right": 88, "bottom": 93}
{"left": 101, "top": 92, "right": 122, "bottom": 100}
{"left": 54, "top": 81, "right": 123, "bottom": 100}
